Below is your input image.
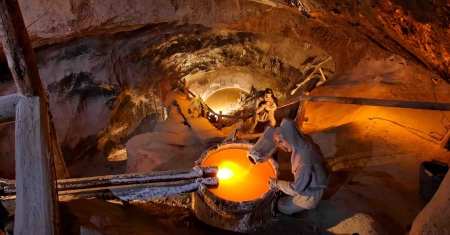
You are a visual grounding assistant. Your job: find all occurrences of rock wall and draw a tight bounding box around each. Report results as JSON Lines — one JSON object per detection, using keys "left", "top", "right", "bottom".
{"left": 2, "top": 0, "right": 447, "bottom": 82}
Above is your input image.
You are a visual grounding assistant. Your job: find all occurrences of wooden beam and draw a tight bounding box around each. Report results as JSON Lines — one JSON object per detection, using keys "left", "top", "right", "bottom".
{"left": 318, "top": 67, "right": 326, "bottom": 82}
{"left": 0, "top": 0, "right": 44, "bottom": 96}
{"left": 2, "top": 166, "right": 218, "bottom": 196}
{"left": 279, "top": 95, "right": 450, "bottom": 111}
{"left": 294, "top": 92, "right": 309, "bottom": 128}
{"left": 0, "top": 0, "right": 69, "bottom": 178}
{"left": 0, "top": 93, "right": 21, "bottom": 124}
{"left": 441, "top": 129, "right": 450, "bottom": 150}
{"left": 14, "top": 96, "right": 59, "bottom": 235}
{"left": 49, "top": 122, "right": 70, "bottom": 179}
{"left": 1, "top": 178, "right": 219, "bottom": 210}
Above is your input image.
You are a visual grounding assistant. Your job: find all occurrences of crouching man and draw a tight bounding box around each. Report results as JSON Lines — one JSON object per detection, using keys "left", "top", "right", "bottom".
{"left": 248, "top": 118, "right": 330, "bottom": 215}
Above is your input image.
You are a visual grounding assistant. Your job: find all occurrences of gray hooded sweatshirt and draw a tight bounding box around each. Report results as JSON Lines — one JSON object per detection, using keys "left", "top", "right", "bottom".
{"left": 273, "top": 119, "right": 329, "bottom": 208}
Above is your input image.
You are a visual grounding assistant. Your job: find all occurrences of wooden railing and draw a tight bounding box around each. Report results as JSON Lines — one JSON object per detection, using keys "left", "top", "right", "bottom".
{"left": 179, "top": 78, "right": 450, "bottom": 147}
{"left": 177, "top": 78, "right": 254, "bottom": 131}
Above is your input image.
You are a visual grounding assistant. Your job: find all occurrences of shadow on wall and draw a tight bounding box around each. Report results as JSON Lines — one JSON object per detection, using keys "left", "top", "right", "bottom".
{"left": 309, "top": 122, "right": 374, "bottom": 200}
{"left": 390, "top": 0, "right": 439, "bottom": 23}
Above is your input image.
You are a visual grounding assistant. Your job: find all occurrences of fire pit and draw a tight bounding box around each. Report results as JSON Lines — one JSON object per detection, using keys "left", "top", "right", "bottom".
{"left": 191, "top": 140, "right": 279, "bottom": 232}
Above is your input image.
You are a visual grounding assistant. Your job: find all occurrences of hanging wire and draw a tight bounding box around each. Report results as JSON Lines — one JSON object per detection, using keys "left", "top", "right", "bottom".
{"left": 26, "top": 0, "right": 56, "bottom": 30}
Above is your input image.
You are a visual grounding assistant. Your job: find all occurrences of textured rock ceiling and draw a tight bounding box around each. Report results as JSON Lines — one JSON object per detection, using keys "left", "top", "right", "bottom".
{"left": 2, "top": 0, "right": 449, "bottom": 82}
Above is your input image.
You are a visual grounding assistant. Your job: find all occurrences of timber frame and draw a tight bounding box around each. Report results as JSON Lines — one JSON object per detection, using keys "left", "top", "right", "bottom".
{"left": 0, "top": 0, "right": 68, "bottom": 234}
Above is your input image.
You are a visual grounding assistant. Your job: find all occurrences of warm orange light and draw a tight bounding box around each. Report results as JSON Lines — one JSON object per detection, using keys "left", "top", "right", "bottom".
{"left": 201, "top": 149, "right": 276, "bottom": 202}
{"left": 217, "top": 167, "right": 233, "bottom": 180}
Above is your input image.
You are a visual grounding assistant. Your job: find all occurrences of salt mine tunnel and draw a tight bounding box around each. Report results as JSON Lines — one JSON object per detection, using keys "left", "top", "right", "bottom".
{"left": 0, "top": 0, "right": 450, "bottom": 234}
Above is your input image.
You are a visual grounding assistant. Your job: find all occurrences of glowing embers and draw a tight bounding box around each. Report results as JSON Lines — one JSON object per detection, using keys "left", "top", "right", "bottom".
{"left": 201, "top": 149, "right": 276, "bottom": 202}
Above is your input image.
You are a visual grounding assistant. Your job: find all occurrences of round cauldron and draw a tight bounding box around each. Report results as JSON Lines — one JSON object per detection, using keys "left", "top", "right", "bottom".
{"left": 191, "top": 141, "right": 279, "bottom": 232}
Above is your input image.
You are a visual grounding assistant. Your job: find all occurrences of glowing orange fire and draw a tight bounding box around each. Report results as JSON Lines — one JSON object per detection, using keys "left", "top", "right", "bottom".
{"left": 217, "top": 167, "right": 233, "bottom": 180}
{"left": 201, "top": 149, "right": 276, "bottom": 202}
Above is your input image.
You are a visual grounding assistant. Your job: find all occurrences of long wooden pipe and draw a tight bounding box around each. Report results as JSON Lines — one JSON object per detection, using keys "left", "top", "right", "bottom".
{"left": 1, "top": 166, "right": 218, "bottom": 196}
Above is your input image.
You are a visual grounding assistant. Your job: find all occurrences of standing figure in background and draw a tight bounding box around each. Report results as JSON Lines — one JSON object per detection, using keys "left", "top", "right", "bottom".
{"left": 268, "top": 118, "right": 330, "bottom": 215}
{"left": 247, "top": 88, "right": 278, "bottom": 134}
{"left": 188, "top": 94, "right": 205, "bottom": 118}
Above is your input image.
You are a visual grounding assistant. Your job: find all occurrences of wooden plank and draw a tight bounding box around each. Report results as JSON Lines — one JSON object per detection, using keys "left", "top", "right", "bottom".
{"left": 49, "top": 122, "right": 69, "bottom": 179}
{"left": 2, "top": 166, "right": 218, "bottom": 194}
{"left": 0, "top": 0, "right": 68, "bottom": 179}
{"left": 0, "top": 0, "right": 44, "bottom": 96}
{"left": 0, "top": 93, "right": 21, "bottom": 124}
{"left": 441, "top": 129, "right": 450, "bottom": 150}
{"left": 294, "top": 92, "right": 309, "bottom": 128}
{"left": 223, "top": 120, "right": 244, "bottom": 143}
{"left": 319, "top": 67, "right": 326, "bottom": 82}
{"left": 14, "top": 96, "right": 59, "bottom": 235}
{"left": 1, "top": 178, "right": 219, "bottom": 209}
{"left": 279, "top": 95, "right": 450, "bottom": 111}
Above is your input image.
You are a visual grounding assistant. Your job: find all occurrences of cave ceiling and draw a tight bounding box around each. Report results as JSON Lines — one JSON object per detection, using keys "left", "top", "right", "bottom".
{"left": 0, "top": 0, "right": 448, "bottom": 83}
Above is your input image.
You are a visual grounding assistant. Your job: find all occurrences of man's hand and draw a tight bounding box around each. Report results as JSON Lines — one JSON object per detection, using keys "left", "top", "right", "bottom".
{"left": 268, "top": 177, "right": 279, "bottom": 192}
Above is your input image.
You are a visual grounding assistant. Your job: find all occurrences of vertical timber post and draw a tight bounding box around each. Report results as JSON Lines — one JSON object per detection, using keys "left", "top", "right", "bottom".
{"left": 0, "top": 0, "right": 62, "bottom": 234}
{"left": 184, "top": 78, "right": 189, "bottom": 100}
{"left": 203, "top": 107, "right": 208, "bottom": 118}
{"left": 15, "top": 97, "right": 59, "bottom": 235}
{"left": 158, "top": 81, "right": 165, "bottom": 121}
{"left": 441, "top": 128, "right": 450, "bottom": 150}
{"left": 240, "top": 111, "right": 246, "bottom": 132}
{"left": 294, "top": 92, "right": 309, "bottom": 129}
{"left": 217, "top": 111, "right": 223, "bottom": 130}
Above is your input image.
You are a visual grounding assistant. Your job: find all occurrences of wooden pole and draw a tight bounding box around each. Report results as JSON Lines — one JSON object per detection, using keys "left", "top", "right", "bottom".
{"left": 241, "top": 110, "right": 246, "bottom": 132}
{"left": 0, "top": 0, "right": 62, "bottom": 234}
{"left": 2, "top": 166, "right": 218, "bottom": 195}
{"left": 184, "top": 78, "right": 189, "bottom": 100}
{"left": 217, "top": 111, "right": 223, "bottom": 130}
{"left": 441, "top": 129, "right": 450, "bottom": 150}
{"left": 318, "top": 67, "right": 327, "bottom": 82}
{"left": 14, "top": 97, "right": 59, "bottom": 235}
{"left": 158, "top": 81, "right": 165, "bottom": 121}
{"left": 278, "top": 94, "right": 450, "bottom": 111}
{"left": 0, "top": 93, "right": 21, "bottom": 125}
{"left": 0, "top": 0, "right": 44, "bottom": 96}
{"left": 294, "top": 92, "right": 309, "bottom": 128}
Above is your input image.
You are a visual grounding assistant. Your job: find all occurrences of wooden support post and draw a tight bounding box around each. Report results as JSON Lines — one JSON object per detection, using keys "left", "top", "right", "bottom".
{"left": 0, "top": 93, "right": 21, "bottom": 125}
{"left": 319, "top": 67, "right": 326, "bottom": 82}
{"left": 240, "top": 111, "right": 246, "bottom": 132}
{"left": 294, "top": 92, "right": 309, "bottom": 128}
{"left": 0, "top": 0, "right": 63, "bottom": 233}
{"left": 50, "top": 122, "right": 69, "bottom": 179}
{"left": 183, "top": 78, "right": 189, "bottom": 100}
{"left": 15, "top": 96, "right": 59, "bottom": 235}
{"left": 158, "top": 81, "right": 165, "bottom": 121}
{"left": 203, "top": 107, "right": 208, "bottom": 118}
{"left": 441, "top": 129, "right": 450, "bottom": 150}
{"left": 0, "top": 0, "right": 44, "bottom": 96}
{"left": 217, "top": 111, "right": 223, "bottom": 130}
